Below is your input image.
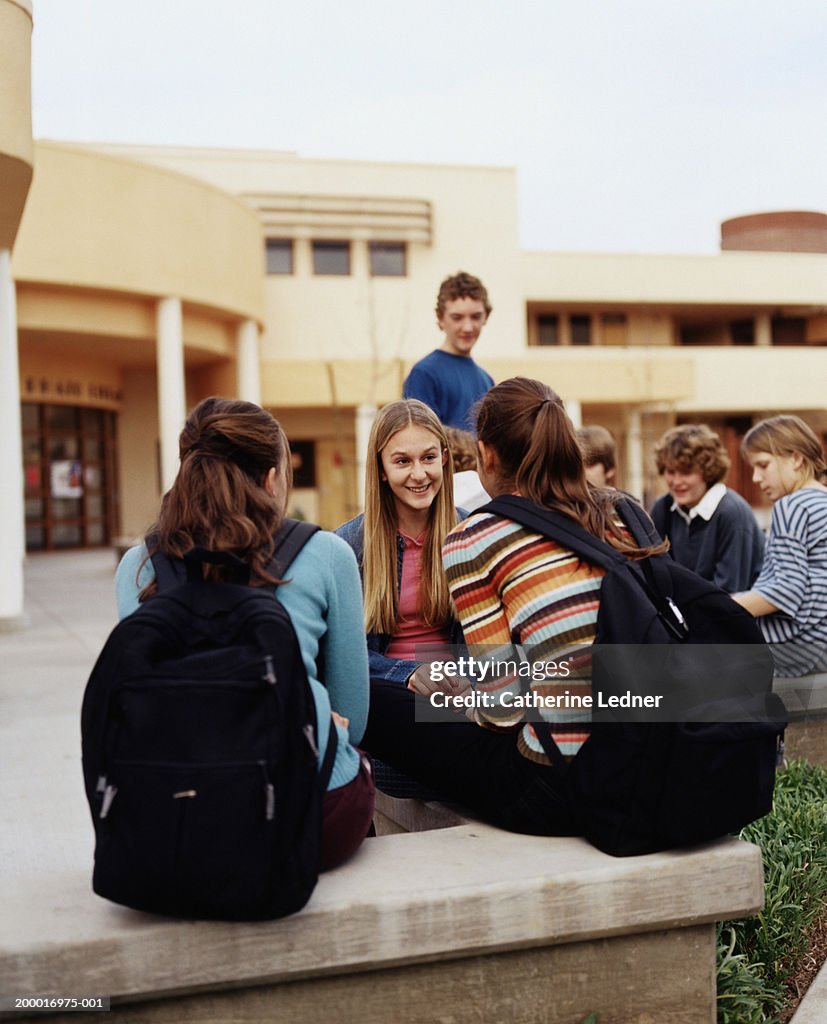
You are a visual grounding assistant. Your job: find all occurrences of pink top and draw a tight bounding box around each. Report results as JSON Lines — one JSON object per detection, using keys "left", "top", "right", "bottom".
{"left": 385, "top": 531, "right": 450, "bottom": 660}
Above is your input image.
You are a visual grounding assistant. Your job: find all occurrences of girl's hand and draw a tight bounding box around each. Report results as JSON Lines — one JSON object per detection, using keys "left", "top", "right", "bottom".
{"left": 407, "top": 664, "right": 471, "bottom": 697}
{"left": 331, "top": 710, "right": 350, "bottom": 730}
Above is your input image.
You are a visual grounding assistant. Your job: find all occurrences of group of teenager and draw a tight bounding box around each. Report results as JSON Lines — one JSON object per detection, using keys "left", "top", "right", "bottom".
{"left": 115, "top": 270, "right": 827, "bottom": 872}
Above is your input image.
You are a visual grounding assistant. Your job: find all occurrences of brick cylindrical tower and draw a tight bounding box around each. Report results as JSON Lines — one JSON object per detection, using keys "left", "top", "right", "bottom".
{"left": 721, "top": 211, "right": 827, "bottom": 253}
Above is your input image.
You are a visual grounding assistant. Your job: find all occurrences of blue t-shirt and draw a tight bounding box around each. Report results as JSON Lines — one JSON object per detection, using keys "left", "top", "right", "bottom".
{"left": 403, "top": 349, "right": 494, "bottom": 430}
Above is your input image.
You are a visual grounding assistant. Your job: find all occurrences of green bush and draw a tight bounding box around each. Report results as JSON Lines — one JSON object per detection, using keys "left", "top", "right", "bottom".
{"left": 717, "top": 759, "right": 827, "bottom": 1024}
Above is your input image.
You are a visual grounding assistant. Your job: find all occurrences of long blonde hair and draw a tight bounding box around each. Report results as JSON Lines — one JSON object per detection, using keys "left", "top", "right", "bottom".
{"left": 363, "top": 400, "right": 456, "bottom": 634}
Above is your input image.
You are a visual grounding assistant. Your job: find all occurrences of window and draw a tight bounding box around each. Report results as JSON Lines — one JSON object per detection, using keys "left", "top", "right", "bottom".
{"left": 369, "top": 242, "right": 406, "bottom": 276}
{"left": 290, "top": 440, "right": 317, "bottom": 488}
{"left": 536, "top": 314, "right": 560, "bottom": 346}
{"left": 729, "top": 320, "right": 754, "bottom": 346}
{"left": 570, "top": 315, "right": 592, "bottom": 345}
{"left": 265, "top": 239, "right": 293, "bottom": 274}
{"left": 312, "top": 241, "right": 350, "bottom": 275}
{"left": 599, "top": 313, "right": 628, "bottom": 346}
{"left": 771, "top": 316, "right": 807, "bottom": 346}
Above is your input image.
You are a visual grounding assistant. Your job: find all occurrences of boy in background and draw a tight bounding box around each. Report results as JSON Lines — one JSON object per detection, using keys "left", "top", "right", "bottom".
{"left": 577, "top": 425, "right": 617, "bottom": 488}
{"left": 403, "top": 271, "right": 494, "bottom": 431}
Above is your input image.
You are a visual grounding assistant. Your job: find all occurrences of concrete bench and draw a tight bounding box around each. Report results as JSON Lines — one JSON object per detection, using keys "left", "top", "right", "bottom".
{"left": 1, "top": 816, "right": 763, "bottom": 1024}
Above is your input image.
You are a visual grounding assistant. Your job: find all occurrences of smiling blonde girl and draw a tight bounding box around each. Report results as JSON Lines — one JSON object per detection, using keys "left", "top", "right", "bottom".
{"left": 336, "top": 399, "right": 464, "bottom": 692}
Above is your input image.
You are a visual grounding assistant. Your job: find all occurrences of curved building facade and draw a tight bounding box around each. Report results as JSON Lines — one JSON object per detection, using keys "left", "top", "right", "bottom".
{"left": 11, "top": 142, "right": 265, "bottom": 555}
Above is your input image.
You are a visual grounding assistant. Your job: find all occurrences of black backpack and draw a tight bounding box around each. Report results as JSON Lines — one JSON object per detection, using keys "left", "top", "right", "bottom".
{"left": 81, "top": 519, "right": 336, "bottom": 920}
{"left": 482, "top": 495, "right": 787, "bottom": 857}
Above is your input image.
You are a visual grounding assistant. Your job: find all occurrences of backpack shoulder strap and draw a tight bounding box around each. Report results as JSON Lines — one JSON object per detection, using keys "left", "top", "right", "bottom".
{"left": 480, "top": 495, "right": 625, "bottom": 573}
{"left": 146, "top": 532, "right": 186, "bottom": 593}
{"left": 269, "top": 519, "right": 321, "bottom": 579}
{"left": 147, "top": 521, "right": 321, "bottom": 592}
{"left": 613, "top": 495, "right": 663, "bottom": 547}
{"left": 611, "top": 498, "right": 681, "bottom": 609}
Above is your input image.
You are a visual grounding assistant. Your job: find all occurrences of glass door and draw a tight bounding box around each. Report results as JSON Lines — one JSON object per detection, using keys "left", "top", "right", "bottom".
{"left": 21, "top": 403, "right": 119, "bottom": 550}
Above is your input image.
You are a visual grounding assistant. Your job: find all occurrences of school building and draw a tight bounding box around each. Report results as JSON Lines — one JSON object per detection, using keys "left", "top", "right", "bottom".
{"left": 2, "top": 0, "right": 826, "bottom": 625}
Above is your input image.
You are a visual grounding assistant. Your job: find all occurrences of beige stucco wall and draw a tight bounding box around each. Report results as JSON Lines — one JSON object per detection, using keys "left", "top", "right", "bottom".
{"left": 0, "top": 0, "right": 33, "bottom": 249}
{"left": 520, "top": 249, "right": 827, "bottom": 307}
{"left": 88, "top": 145, "right": 525, "bottom": 365}
{"left": 672, "top": 348, "right": 827, "bottom": 413}
{"left": 12, "top": 142, "right": 264, "bottom": 323}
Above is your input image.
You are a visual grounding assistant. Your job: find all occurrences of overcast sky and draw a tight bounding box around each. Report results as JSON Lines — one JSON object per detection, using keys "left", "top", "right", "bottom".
{"left": 30, "top": 0, "right": 827, "bottom": 254}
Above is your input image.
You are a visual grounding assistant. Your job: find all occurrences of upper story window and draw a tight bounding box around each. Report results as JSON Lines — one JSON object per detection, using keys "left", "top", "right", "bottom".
{"left": 772, "top": 316, "right": 807, "bottom": 345}
{"left": 312, "top": 241, "right": 350, "bottom": 276}
{"left": 369, "top": 242, "right": 406, "bottom": 276}
{"left": 265, "top": 238, "right": 293, "bottom": 275}
{"left": 536, "top": 314, "right": 560, "bottom": 346}
{"left": 570, "top": 314, "right": 592, "bottom": 345}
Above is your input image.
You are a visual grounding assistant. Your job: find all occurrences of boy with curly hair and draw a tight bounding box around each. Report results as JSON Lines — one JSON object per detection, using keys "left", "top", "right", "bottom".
{"left": 651, "top": 423, "right": 764, "bottom": 592}
{"left": 403, "top": 271, "right": 494, "bottom": 431}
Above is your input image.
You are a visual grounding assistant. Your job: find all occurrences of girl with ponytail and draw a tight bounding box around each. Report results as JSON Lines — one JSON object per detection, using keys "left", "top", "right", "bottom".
{"left": 115, "top": 397, "right": 375, "bottom": 870}
{"left": 361, "top": 378, "right": 665, "bottom": 835}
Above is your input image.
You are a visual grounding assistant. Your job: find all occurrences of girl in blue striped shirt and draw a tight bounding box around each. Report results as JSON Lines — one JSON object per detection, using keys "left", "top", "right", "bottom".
{"left": 733, "top": 415, "right": 827, "bottom": 678}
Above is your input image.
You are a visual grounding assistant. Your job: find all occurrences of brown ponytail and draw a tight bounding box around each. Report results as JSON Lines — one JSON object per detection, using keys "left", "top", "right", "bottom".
{"left": 141, "top": 397, "right": 292, "bottom": 596}
{"left": 475, "top": 378, "right": 666, "bottom": 557}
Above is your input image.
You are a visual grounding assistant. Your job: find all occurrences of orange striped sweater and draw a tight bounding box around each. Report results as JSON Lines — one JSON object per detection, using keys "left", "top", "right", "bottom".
{"left": 442, "top": 511, "right": 606, "bottom": 762}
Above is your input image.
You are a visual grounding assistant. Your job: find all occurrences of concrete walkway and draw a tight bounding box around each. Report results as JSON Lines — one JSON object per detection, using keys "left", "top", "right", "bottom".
{"left": 1, "top": 551, "right": 117, "bottom": 885}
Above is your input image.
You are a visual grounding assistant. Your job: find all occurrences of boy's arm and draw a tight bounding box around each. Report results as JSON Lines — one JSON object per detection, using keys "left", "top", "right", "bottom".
{"left": 403, "top": 364, "right": 443, "bottom": 420}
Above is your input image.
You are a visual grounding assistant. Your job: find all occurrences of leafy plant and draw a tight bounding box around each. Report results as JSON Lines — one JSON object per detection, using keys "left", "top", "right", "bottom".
{"left": 716, "top": 759, "right": 827, "bottom": 1022}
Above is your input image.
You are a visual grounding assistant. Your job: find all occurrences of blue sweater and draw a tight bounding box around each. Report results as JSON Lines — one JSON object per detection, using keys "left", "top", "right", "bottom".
{"left": 403, "top": 349, "right": 494, "bottom": 430}
{"left": 651, "top": 488, "right": 764, "bottom": 593}
{"left": 114, "top": 531, "right": 369, "bottom": 791}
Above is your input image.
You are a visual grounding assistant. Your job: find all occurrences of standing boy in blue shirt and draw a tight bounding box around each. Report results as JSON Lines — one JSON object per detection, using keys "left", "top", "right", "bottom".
{"left": 403, "top": 271, "right": 494, "bottom": 430}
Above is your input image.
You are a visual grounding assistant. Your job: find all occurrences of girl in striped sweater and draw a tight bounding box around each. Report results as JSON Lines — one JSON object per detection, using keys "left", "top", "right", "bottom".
{"left": 361, "top": 377, "right": 665, "bottom": 834}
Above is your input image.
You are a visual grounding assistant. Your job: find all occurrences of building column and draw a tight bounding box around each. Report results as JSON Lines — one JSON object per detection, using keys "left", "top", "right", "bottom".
{"left": 625, "top": 406, "right": 644, "bottom": 501}
{"left": 352, "top": 238, "right": 370, "bottom": 277}
{"left": 755, "top": 313, "right": 772, "bottom": 347}
{"left": 564, "top": 398, "right": 582, "bottom": 429}
{"left": 355, "top": 404, "right": 377, "bottom": 513}
{"left": 156, "top": 297, "right": 186, "bottom": 495}
{"left": 0, "top": 250, "right": 25, "bottom": 628}
{"left": 236, "top": 319, "right": 261, "bottom": 405}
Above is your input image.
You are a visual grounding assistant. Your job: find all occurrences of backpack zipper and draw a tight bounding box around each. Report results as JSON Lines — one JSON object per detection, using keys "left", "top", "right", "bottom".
{"left": 259, "top": 761, "right": 275, "bottom": 820}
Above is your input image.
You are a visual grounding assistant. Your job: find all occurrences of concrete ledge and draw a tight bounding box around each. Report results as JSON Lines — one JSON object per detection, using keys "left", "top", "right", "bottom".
{"left": 776, "top": 674, "right": 827, "bottom": 766}
{"left": 1, "top": 825, "right": 762, "bottom": 1022}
